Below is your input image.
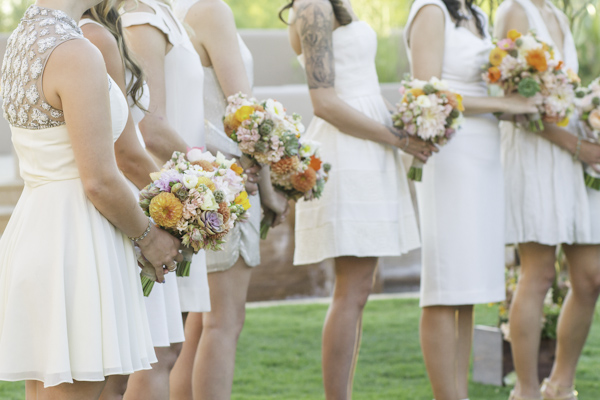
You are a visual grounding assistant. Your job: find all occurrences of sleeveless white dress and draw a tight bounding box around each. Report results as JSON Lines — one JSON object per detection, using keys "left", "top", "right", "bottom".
{"left": 122, "top": 0, "right": 211, "bottom": 313}
{"left": 293, "top": 21, "right": 420, "bottom": 265}
{"left": 79, "top": 18, "right": 186, "bottom": 347}
{"left": 498, "top": 0, "right": 600, "bottom": 245}
{"left": 174, "top": 0, "right": 261, "bottom": 273}
{"left": 405, "top": 0, "right": 506, "bottom": 306}
{"left": 0, "top": 6, "right": 156, "bottom": 387}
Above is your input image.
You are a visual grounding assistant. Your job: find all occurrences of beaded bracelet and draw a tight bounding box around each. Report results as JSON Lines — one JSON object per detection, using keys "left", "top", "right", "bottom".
{"left": 129, "top": 218, "right": 152, "bottom": 243}
{"left": 573, "top": 137, "right": 582, "bottom": 161}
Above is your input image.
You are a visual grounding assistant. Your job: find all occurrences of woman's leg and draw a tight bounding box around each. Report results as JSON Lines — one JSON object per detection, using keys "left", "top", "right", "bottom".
{"left": 456, "top": 305, "right": 474, "bottom": 399}
{"left": 192, "top": 259, "right": 253, "bottom": 400}
{"left": 34, "top": 380, "right": 106, "bottom": 400}
{"left": 124, "top": 344, "right": 183, "bottom": 400}
{"left": 421, "top": 305, "right": 459, "bottom": 400}
{"left": 544, "top": 244, "right": 600, "bottom": 396}
{"left": 322, "top": 256, "right": 378, "bottom": 400}
{"left": 99, "top": 376, "right": 129, "bottom": 400}
{"left": 510, "top": 243, "right": 557, "bottom": 398}
{"left": 170, "top": 312, "right": 204, "bottom": 400}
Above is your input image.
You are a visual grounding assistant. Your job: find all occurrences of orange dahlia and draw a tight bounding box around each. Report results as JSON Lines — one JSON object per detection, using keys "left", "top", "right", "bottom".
{"left": 149, "top": 192, "right": 183, "bottom": 228}
{"left": 488, "top": 67, "right": 501, "bottom": 83}
{"left": 291, "top": 167, "right": 317, "bottom": 193}
{"left": 526, "top": 49, "right": 548, "bottom": 72}
{"left": 309, "top": 155, "right": 323, "bottom": 172}
{"left": 192, "top": 160, "right": 215, "bottom": 172}
{"left": 218, "top": 202, "right": 230, "bottom": 223}
{"left": 197, "top": 176, "right": 216, "bottom": 191}
{"left": 271, "top": 156, "right": 300, "bottom": 175}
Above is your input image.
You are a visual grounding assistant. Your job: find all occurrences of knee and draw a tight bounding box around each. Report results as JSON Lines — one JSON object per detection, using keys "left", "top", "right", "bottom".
{"left": 520, "top": 266, "right": 556, "bottom": 296}
{"left": 334, "top": 280, "right": 372, "bottom": 311}
{"left": 203, "top": 307, "right": 246, "bottom": 342}
{"left": 160, "top": 343, "right": 183, "bottom": 371}
{"left": 572, "top": 271, "right": 600, "bottom": 300}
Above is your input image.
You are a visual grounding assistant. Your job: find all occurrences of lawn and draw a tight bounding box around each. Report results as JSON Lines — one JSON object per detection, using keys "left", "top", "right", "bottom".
{"left": 1, "top": 297, "right": 599, "bottom": 399}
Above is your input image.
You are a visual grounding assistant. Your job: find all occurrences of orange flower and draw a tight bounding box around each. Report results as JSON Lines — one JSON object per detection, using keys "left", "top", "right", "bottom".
{"left": 271, "top": 156, "right": 300, "bottom": 175}
{"left": 555, "top": 60, "right": 564, "bottom": 71}
{"left": 149, "top": 192, "right": 183, "bottom": 229}
{"left": 191, "top": 160, "right": 215, "bottom": 172}
{"left": 507, "top": 29, "right": 521, "bottom": 41}
{"left": 403, "top": 88, "right": 425, "bottom": 102}
{"left": 488, "top": 67, "right": 502, "bottom": 83}
{"left": 489, "top": 48, "right": 507, "bottom": 67}
{"left": 218, "top": 202, "right": 230, "bottom": 223}
{"left": 309, "top": 156, "right": 323, "bottom": 172}
{"left": 230, "top": 163, "right": 244, "bottom": 176}
{"left": 223, "top": 114, "right": 240, "bottom": 135}
{"left": 526, "top": 49, "right": 548, "bottom": 72}
{"left": 234, "top": 191, "right": 251, "bottom": 210}
{"left": 291, "top": 167, "right": 317, "bottom": 193}
{"left": 197, "top": 176, "right": 216, "bottom": 191}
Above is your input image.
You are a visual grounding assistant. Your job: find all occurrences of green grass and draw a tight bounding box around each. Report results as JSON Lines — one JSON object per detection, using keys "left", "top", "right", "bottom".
{"left": 1, "top": 298, "right": 599, "bottom": 399}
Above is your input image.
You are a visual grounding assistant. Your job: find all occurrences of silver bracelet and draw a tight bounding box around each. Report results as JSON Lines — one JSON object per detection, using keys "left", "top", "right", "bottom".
{"left": 573, "top": 137, "right": 582, "bottom": 161}
{"left": 129, "top": 218, "right": 152, "bottom": 243}
{"left": 401, "top": 135, "right": 410, "bottom": 151}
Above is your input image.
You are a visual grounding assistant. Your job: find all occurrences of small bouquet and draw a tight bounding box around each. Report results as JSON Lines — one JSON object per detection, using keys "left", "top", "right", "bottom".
{"left": 137, "top": 149, "right": 250, "bottom": 295}
{"left": 263, "top": 140, "right": 331, "bottom": 238}
{"left": 483, "top": 29, "right": 577, "bottom": 131}
{"left": 575, "top": 77, "right": 600, "bottom": 189}
{"left": 392, "top": 76, "right": 464, "bottom": 181}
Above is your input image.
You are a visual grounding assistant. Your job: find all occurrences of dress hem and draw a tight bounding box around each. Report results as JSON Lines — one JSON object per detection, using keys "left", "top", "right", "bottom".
{"left": 293, "top": 244, "right": 421, "bottom": 266}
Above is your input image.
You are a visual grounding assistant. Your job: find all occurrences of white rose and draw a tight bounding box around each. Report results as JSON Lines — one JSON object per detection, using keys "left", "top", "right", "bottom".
{"left": 411, "top": 79, "right": 427, "bottom": 89}
{"left": 183, "top": 174, "right": 199, "bottom": 189}
{"left": 415, "top": 95, "right": 432, "bottom": 108}
{"left": 430, "top": 77, "right": 449, "bottom": 90}
{"left": 519, "top": 35, "right": 542, "bottom": 52}
{"left": 215, "top": 151, "right": 234, "bottom": 168}
{"left": 265, "top": 99, "right": 286, "bottom": 121}
{"left": 187, "top": 148, "right": 216, "bottom": 163}
{"left": 200, "top": 190, "right": 219, "bottom": 211}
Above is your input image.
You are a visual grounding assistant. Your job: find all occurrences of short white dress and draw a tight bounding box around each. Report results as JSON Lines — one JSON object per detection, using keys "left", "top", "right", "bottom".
{"left": 293, "top": 21, "right": 420, "bottom": 265}
{"left": 405, "top": 0, "right": 506, "bottom": 307}
{"left": 174, "top": 0, "right": 261, "bottom": 273}
{"left": 122, "top": 0, "right": 211, "bottom": 313}
{"left": 0, "top": 6, "right": 156, "bottom": 387}
{"left": 499, "top": 0, "right": 600, "bottom": 245}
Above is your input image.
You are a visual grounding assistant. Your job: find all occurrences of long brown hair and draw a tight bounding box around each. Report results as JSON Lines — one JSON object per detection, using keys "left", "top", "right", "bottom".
{"left": 84, "top": 0, "right": 146, "bottom": 110}
{"left": 279, "top": 0, "right": 353, "bottom": 26}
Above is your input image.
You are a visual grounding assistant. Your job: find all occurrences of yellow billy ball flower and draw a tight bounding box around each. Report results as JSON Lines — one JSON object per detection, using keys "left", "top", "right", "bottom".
{"left": 149, "top": 192, "right": 183, "bottom": 228}
{"left": 197, "top": 176, "right": 216, "bottom": 191}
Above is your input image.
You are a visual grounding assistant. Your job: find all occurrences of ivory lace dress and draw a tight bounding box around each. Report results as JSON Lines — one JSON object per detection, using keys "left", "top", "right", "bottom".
{"left": 122, "top": 0, "right": 211, "bottom": 312}
{"left": 174, "top": 0, "right": 261, "bottom": 272}
{"left": 0, "top": 6, "right": 156, "bottom": 387}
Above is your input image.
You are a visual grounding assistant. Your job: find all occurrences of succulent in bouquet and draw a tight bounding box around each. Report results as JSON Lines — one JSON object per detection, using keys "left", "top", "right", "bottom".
{"left": 575, "top": 77, "right": 600, "bottom": 189}
{"left": 392, "top": 76, "right": 464, "bottom": 181}
{"left": 137, "top": 149, "right": 250, "bottom": 295}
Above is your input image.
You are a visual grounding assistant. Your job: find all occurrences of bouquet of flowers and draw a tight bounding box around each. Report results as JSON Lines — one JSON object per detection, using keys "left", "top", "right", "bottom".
{"left": 137, "top": 149, "right": 250, "bottom": 295}
{"left": 392, "top": 76, "right": 464, "bottom": 181}
{"left": 575, "top": 77, "right": 600, "bottom": 189}
{"left": 483, "top": 29, "right": 578, "bottom": 131}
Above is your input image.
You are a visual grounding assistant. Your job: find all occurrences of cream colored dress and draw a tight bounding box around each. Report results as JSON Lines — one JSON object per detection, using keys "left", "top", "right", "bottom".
{"left": 0, "top": 6, "right": 156, "bottom": 387}
{"left": 122, "top": 0, "right": 211, "bottom": 312}
{"left": 174, "top": 0, "right": 261, "bottom": 272}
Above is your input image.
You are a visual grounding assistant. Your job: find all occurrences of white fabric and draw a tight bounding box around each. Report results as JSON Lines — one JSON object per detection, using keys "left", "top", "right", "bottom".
{"left": 80, "top": 18, "right": 186, "bottom": 346}
{"left": 0, "top": 74, "right": 157, "bottom": 386}
{"left": 122, "top": 0, "right": 211, "bottom": 312}
{"left": 174, "top": 0, "right": 261, "bottom": 271}
{"left": 497, "top": 0, "right": 599, "bottom": 245}
{"left": 293, "top": 21, "right": 420, "bottom": 265}
{"left": 405, "top": 0, "right": 505, "bottom": 306}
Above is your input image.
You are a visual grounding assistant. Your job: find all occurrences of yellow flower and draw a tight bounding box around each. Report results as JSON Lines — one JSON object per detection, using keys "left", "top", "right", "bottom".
{"left": 234, "top": 105, "right": 255, "bottom": 124}
{"left": 455, "top": 93, "right": 465, "bottom": 112}
{"left": 149, "top": 192, "right": 183, "bottom": 228}
{"left": 150, "top": 171, "right": 162, "bottom": 181}
{"left": 566, "top": 68, "right": 581, "bottom": 84}
{"left": 230, "top": 163, "right": 244, "bottom": 176}
{"left": 234, "top": 191, "right": 251, "bottom": 210}
{"left": 489, "top": 48, "right": 508, "bottom": 67}
{"left": 507, "top": 29, "right": 521, "bottom": 41}
{"left": 557, "top": 117, "right": 570, "bottom": 127}
{"left": 197, "top": 176, "right": 216, "bottom": 191}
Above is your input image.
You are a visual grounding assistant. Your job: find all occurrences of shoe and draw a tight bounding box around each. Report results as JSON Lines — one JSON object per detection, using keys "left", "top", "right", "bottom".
{"left": 509, "top": 389, "right": 542, "bottom": 400}
{"left": 540, "top": 378, "right": 578, "bottom": 400}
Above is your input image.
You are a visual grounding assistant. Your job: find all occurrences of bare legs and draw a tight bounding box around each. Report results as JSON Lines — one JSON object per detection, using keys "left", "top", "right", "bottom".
{"left": 191, "top": 259, "right": 253, "bottom": 400}
{"left": 170, "top": 312, "right": 203, "bottom": 400}
{"left": 26, "top": 380, "right": 106, "bottom": 400}
{"left": 420, "top": 305, "right": 473, "bottom": 400}
{"left": 322, "top": 256, "right": 378, "bottom": 400}
{"left": 99, "top": 376, "right": 129, "bottom": 400}
{"left": 124, "top": 344, "right": 183, "bottom": 400}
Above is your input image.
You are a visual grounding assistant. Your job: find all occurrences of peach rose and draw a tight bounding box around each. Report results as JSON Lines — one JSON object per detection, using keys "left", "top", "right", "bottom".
{"left": 589, "top": 109, "right": 600, "bottom": 130}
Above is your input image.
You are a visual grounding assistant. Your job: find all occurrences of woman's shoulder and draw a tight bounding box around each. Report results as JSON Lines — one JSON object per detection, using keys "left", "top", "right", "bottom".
{"left": 80, "top": 21, "right": 118, "bottom": 55}
{"left": 292, "top": 0, "right": 334, "bottom": 15}
{"left": 185, "top": 0, "right": 234, "bottom": 27}
{"left": 496, "top": 0, "right": 527, "bottom": 21}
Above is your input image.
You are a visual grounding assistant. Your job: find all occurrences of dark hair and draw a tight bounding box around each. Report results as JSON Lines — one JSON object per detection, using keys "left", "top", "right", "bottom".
{"left": 442, "top": 0, "right": 485, "bottom": 37}
{"left": 279, "top": 0, "right": 353, "bottom": 26}
{"left": 84, "top": 1, "right": 147, "bottom": 110}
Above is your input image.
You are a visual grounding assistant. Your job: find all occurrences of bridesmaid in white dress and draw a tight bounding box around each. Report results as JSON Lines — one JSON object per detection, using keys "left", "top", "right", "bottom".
{"left": 79, "top": 2, "right": 186, "bottom": 398}
{"left": 405, "top": 0, "right": 537, "bottom": 398}
{"left": 0, "top": 1, "right": 183, "bottom": 399}
{"left": 283, "top": 0, "right": 436, "bottom": 398}
{"left": 170, "top": 1, "right": 289, "bottom": 399}
{"left": 496, "top": 2, "right": 600, "bottom": 399}
{"left": 120, "top": 0, "right": 210, "bottom": 398}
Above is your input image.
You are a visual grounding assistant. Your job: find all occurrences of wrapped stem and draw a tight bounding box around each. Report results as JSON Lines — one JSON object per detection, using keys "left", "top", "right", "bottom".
{"left": 176, "top": 248, "right": 194, "bottom": 277}
{"left": 527, "top": 113, "right": 544, "bottom": 132}
{"left": 135, "top": 246, "right": 157, "bottom": 297}
{"left": 260, "top": 209, "right": 276, "bottom": 240}
{"left": 584, "top": 169, "right": 600, "bottom": 191}
{"left": 407, "top": 158, "right": 425, "bottom": 182}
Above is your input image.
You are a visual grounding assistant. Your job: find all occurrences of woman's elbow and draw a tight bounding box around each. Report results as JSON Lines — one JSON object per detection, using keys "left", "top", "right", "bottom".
{"left": 312, "top": 98, "right": 334, "bottom": 120}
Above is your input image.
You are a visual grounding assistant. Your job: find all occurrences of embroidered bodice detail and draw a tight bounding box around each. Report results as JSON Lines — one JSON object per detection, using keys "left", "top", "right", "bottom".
{"left": 1, "top": 5, "right": 83, "bottom": 130}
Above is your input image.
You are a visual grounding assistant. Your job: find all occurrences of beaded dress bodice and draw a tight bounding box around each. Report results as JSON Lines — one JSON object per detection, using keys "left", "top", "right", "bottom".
{"left": 1, "top": 5, "right": 83, "bottom": 130}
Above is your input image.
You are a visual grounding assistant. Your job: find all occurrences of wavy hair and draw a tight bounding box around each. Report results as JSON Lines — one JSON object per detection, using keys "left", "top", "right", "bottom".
{"left": 279, "top": 0, "right": 353, "bottom": 26}
{"left": 441, "top": 0, "right": 485, "bottom": 36}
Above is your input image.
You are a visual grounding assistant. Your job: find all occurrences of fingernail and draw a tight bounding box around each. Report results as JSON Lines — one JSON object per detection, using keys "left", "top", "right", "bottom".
{"left": 162, "top": 279, "right": 166, "bottom": 283}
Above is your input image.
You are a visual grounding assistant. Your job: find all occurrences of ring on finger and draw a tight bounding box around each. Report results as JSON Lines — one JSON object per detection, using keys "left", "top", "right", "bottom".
{"left": 166, "top": 261, "right": 178, "bottom": 272}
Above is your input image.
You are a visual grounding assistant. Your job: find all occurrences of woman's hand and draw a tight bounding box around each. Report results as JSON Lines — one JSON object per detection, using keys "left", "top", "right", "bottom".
{"left": 261, "top": 191, "right": 290, "bottom": 228}
{"left": 389, "top": 127, "right": 438, "bottom": 162}
{"left": 137, "top": 225, "right": 183, "bottom": 283}
{"left": 244, "top": 162, "right": 262, "bottom": 196}
{"left": 578, "top": 140, "right": 600, "bottom": 172}
{"left": 499, "top": 93, "right": 539, "bottom": 115}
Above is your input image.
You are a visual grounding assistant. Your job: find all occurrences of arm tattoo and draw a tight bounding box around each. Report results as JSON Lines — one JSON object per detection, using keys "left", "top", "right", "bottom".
{"left": 296, "top": 2, "right": 335, "bottom": 89}
{"left": 387, "top": 126, "right": 409, "bottom": 149}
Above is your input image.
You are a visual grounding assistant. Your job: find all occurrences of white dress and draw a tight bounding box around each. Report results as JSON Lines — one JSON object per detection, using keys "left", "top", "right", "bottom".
{"left": 405, "top": 0, "right": 506, "bottom": 307}
{"left": 498, "top": 0, "right": 600, "bottom": 245}
{"left": 174, "top": 0, "right": 261, "bottom": 273}
{"left": 293, "top": 21, "right": 420, "bottom": 265}
{"left": 0, "top": 6, "right": 156, "bottom": 387}
{"left": 122, "top": 0, "right": 211, "bottom": 313}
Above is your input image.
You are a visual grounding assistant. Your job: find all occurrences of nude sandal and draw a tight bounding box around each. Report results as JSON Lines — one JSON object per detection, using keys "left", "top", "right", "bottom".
{"left": 540, "top": 378, "right": 578, "bottom": 400}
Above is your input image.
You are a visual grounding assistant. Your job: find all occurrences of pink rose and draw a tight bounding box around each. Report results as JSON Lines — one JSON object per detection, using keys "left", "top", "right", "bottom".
{"left": 497, "top": 38, "right": 515, "bottom": 51}
{"left": 589, "top": 109, "right": 600, "bottom": 130}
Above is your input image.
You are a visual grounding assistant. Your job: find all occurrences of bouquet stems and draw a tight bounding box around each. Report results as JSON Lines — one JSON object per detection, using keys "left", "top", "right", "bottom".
{"left": 260, "top": 209, "right": 276, "bottom": 240}
{"left": 176, "top": 248, "right": 194, "bottom": 277}
{"left": 139, "top": 264, "right": 157, "bottom": 297}
{"left": 584, "top": 171, "right": 600, "bottom": 190}
{"left": 407, "top": 159, "right": 425, "bottom": 182}
{"left": 527, "top": 113, "right": 544, "bottom": 132}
